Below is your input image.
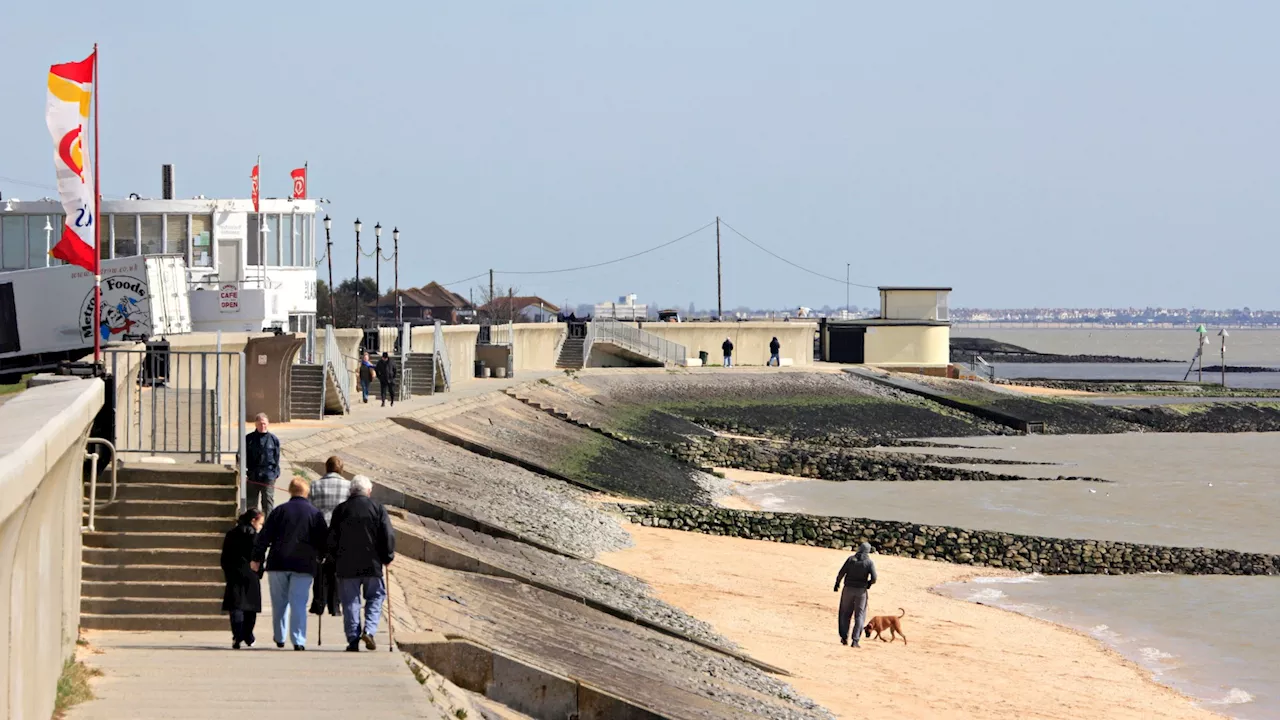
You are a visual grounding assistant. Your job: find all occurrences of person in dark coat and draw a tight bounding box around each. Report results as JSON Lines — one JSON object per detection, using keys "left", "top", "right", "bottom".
{"left": 834, "top": 542, "right": 877, "bottom": 647}
{"left": 327, "top": 475, "right": 396, "bottom": 652}
{"left": 221, "top": 509, "right": 264, "bottom": 649}
{"left": 721, "top": 337, "right": 734, "bottom": 367}
{"left": 769, "top": 337, "right": 781, "bottom": 366}
{"left": 252, "top": 477, "right": 328, "bottom": 651}
{"left": 375, "top": 352, "right": 397, "bottom": 407}
{"left": 244, "top": 413, "right": 280, "bottom": 513}
{"left": 358, "top": 351, "right": 375, "bottom": 403}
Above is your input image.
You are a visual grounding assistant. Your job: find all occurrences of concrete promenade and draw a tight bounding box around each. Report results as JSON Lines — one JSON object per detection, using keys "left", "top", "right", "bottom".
{"left": 67, "top": 373, "right": 556, "bottom": 719}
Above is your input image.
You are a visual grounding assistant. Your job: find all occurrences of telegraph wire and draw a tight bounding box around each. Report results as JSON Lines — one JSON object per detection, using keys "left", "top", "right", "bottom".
{"left": 718, "top": 218, "right": 878, "bottom": 290}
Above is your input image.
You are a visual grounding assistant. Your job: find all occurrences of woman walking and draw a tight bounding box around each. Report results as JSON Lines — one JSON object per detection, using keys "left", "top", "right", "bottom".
{"left": 221, "top": 509, "right": 264, "bottom": 649}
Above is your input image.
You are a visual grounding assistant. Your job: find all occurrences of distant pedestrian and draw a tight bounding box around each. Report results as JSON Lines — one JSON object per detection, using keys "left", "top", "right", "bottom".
{"left": 375, "top": 351, "right": 397, "bottom": 407}
{"left": 309, "top": 457, "right": 352, "bottom": 620}
{"left": 722, "top": 337, "right": 734, "bottom": 367}
{"left": 252, "top": 477, "right": 328, "bottom": 651}
{"left": 358, "top": 352, "right": 375, "bottom": 403}
{"left": 245, "top": 413, "right": 280, "bottom": 514}
{"left": 769, "top": 337, "right": 781, "bottom": 366}
{"left": 221, "top": 509, "right": 264, "bottom": 650}
{"left": 834, "top": 542, "right": 877, "bottom": 647}
{"left": 327, "top": 475, "right": 396, "bottom": 652}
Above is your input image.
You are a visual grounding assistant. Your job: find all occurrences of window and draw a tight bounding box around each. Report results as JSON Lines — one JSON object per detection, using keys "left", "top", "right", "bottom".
{"left": 1, "top": 216, "right": 26, "bottom": 270}
{"left": 301, "top": 215, "right": 312, "bottom": 266}
{"left": 48, "top": 216, "right": 65, "bottom": 266}
{"left": 113, "top": 214, "right": 138, "bottom": 257}
{"left": 191, "top": 215, "right": 213, "bottom": 267}
{"left": 265, "top": 215, "right": 279, "bottom": 266}
{"left": 140, "top": 215, "right": 163, "bottom": 255}
{"left": 27, "top": 215, "right": 51, "bottom": 269}
{"left": 246, "top": 214, "right": 261, "bottom": 265}
{"left": 281, "top": 214, "right": 294, "bottom": 266}
{"left": 165, "top": 214, "right": 187, "bottom": 256}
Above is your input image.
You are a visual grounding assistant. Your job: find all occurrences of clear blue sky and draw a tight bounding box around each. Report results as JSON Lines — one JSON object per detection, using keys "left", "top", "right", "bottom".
{"left": 3, "top": 2, "right": 1278, "bottom": 310}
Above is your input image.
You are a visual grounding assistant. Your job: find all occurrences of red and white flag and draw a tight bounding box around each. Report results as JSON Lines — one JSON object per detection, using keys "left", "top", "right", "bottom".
{"left": 290, "top": 166, "right": 307, "bottom": 199}
{"left": 46, "top": 50, "right": 97, "bottom": 271}
{"left": 251, "top": 162, "right": 260, "bottom": 212}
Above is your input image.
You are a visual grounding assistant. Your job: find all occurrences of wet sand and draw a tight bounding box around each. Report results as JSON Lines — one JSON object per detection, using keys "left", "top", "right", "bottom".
{"left": 599, "top": 525, "right": 1221, "bottom": 720}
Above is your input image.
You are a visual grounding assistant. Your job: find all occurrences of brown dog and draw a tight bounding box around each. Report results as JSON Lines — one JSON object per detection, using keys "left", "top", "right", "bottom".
{"left": 864, "top": 608, "right": 907, "bottom": 645}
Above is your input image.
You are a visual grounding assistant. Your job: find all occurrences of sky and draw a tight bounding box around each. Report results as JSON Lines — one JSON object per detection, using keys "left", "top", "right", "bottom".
{"left": 2, "top": 2, "right": 1278, "bottom": 311}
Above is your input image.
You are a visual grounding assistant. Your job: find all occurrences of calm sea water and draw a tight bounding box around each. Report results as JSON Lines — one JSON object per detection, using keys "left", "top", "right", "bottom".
{"left": 952, "top": 325, "right": 1280, "bottom": 365}
{"left": 740, "top": 429, "right": 1280, "bottom": 716}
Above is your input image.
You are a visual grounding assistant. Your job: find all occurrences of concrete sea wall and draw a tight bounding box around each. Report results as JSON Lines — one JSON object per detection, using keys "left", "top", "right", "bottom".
{"left": 0, "top": 379, "right": 105, "bottom": 720}
{"left": 616, "top": 504, "right": 1280, "bottom": 576}
{"left": 628, "top": 321, "right": 816, "bottom": 366}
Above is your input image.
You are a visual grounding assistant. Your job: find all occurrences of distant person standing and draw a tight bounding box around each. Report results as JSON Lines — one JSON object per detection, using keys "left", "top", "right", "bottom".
{"left": 769, "top": 336, "right": 781, "bottom": 366}
{"left": 252, "top": 477, "right": 327, "bottom": 651}
{"left": 722, "top": 337, "right": 734, "bottom": 367}
{"left": 308, "top": 456, "right": 352, "bottom": 620}
{"left": 221, "top": 509, "right": 264, "bottom": 650}
{"left": 358, "top": 352, "right": 375, "bottom": 403}
{"left": 375, "top": 351, "right": 397, "bottom": 407}
{"left": 245, "top": 413, "right": 280, "bottom": 513}
{"left": 328, "top": 476, "right": 396, "bottom": 652}
{"left": 834, "top": 542, "right": 877, "bottom": 647}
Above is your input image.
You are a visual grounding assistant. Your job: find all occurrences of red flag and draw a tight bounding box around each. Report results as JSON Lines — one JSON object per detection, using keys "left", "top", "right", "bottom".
{"left": 290, "top": 167, "right": 307, "bottom": 199}
{"left": 251, "top": 163, "right": 260, "bottom": 212}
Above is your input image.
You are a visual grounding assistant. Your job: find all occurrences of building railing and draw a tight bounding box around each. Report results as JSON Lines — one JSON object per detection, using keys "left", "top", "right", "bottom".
{"left": 322, "top": 324, "right": 351, "bottom": 413}
{"left": 590, "top": 319, "right": 688, "bottom": 366}
{"left": 433, "top": 320, "right": 451, "bottom": 391}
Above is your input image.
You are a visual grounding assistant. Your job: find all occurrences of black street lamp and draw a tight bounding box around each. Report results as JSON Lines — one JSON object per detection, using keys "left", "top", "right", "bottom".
{"left": 393, "top": 227, "right": 400, "bottom": 327}
{"left": 354, "top": 218, "right": 362, "bottom": 328}
{"left": 323, "top": 215, "right": 334, "bottom": 324}
{"left": 374, "top": 222, "right": 383, "bottom": 323}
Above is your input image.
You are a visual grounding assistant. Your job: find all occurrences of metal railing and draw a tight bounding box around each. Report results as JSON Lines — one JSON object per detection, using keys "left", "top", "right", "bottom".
{"left": 433, "top": 320, "right": 452, "bottom": 391}
{"left": 104, "top": 348, "right": 246, "bottom": 472}
{"left": 322, "top": 324, "right": 352, "bottom": 413}
{"left": 583, "top": 320, "right": 597, "bottom": 369}
{"left": 83, "top": 437, "right": 118, "bottom": 532}
{"left": 589, "top": 319, "right": 688, "bottom": 366}
{"left": 490, "top": 322, "right": 514, "bottom": 345}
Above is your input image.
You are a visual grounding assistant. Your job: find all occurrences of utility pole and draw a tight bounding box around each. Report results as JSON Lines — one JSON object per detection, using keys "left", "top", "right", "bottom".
{"left": 715, "top": 216, "right": 722, "bottom": 320}
{"left": 1220, "top": 329, "right": 1229, "bottom": 387}
{"left": 489, "top": 269, "right": 495, "bottom": 315}
{"left": 846, "top": 263, "right": 850, "bottom": 317}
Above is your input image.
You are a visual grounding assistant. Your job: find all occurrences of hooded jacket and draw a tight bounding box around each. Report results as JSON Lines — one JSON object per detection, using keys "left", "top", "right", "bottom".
{"left": 834, "top": 542, "right": 877, "bottom": 591}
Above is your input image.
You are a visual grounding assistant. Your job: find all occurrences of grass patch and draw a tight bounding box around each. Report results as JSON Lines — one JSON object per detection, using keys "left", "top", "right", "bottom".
{"left": 553, "top": 433, "right": 608, "bottom": 480}
{"left": 54, "top": 658, "right": 100, "bottom": 717}
{"left": 654, "top": 394, "right": 875, "bottom": 412}
{"left": 0, "top": 373, "right": 33, "bottom": 396}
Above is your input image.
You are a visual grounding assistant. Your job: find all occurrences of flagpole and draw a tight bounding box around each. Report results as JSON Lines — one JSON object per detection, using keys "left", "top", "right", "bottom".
{"left": 93, "top": 43, "right": 102, "bottom": 366}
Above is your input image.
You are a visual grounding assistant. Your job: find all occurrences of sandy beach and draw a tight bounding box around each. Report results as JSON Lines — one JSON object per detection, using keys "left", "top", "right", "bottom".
{"left": 599, "top": 525, "right": 1222, "bottom": 720}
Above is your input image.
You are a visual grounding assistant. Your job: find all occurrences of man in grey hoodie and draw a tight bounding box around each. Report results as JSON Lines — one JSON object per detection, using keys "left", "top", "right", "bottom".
{"left": 834, "top": 542, "right": 877, "bottom": 647}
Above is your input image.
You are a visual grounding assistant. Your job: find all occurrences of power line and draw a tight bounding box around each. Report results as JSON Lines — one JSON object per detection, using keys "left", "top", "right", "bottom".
{"left": 441, "top": 271, "right": 488, "bottom": 288}
{"left": 718, "top": 218, "right": 878, "bottom": 290}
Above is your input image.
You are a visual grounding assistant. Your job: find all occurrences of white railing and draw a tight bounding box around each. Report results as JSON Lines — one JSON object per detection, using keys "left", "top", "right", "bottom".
{"left": 323, "top": 324, "right": 351, "bottom": 412}
{"left": 583, "top": 321, "right": 597, "bottom": 368}
{"left": 590, "top": 319, "right": 687, "bottom": 366}
{"left": 490, "top": 321, "right": 514, "bottom": 345}
{"left": 433, "top": 320, "right": 451, "bottom": 391}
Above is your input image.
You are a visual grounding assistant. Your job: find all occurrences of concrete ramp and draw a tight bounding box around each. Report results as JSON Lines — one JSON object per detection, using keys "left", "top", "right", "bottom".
{"left": 393, "top": 557, "right": 825, "bottom": 720}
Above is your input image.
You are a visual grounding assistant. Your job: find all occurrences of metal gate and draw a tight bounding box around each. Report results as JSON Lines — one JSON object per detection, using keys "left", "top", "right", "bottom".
{"left": 104, "top": 348, "right": 246, "bottom": 471}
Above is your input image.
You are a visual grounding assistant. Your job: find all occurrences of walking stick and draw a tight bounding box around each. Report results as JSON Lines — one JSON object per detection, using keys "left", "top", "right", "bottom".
{"left": 385, "top": 566, "right": 395, "bottom": 652}
{"left": 318, "top": 611, "right": 322, "bottom": 647}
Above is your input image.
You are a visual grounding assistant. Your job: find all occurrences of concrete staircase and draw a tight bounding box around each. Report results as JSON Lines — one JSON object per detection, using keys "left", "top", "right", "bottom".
{"left": 82, "top": 464, "right": 238, "bottom": 632}
{"left": 405, "top": 353, "right": 436, "bottom": 397}
{"left": 289, "top": 364, "right": 325, "bottom": 420}
{"left": 556, "top": 336, "right": 585, "bottom": 369}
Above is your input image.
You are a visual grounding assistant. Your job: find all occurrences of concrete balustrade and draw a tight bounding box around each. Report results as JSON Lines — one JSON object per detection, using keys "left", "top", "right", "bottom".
{"left": 0, "top": 378, "right": 105, "bottom": 720}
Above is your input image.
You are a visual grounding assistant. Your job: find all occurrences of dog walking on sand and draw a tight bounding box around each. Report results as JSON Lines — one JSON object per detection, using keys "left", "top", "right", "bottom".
{"left": 834, "top": 542, "right": 877, "bottom": 647}
{"left": 865, "top": 608, "right": 907, "bottom": 645}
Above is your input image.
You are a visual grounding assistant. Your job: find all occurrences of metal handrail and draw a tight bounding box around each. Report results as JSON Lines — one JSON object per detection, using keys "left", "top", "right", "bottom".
{"left": 83, "top": 437, "right": 118, "bottom": 532}
{"left": 433, "top": 320, "right": 451, "bottom": 391}
{"left": 583, "top": 320, "right": 597, "bottom": 369}
{"left": 323, "top": 324, "right": 352, "bottom": 412}
{"left": 590, "top": 319, "right": 687, "bottom": 366}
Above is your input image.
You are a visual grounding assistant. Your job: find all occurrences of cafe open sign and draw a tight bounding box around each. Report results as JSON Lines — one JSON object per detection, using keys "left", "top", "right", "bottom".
{"left": 219, "top": 284, "right": 239, "bottom": 313}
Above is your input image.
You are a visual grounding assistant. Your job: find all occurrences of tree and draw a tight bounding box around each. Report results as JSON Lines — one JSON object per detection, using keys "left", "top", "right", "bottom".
{"left": 318, "top": 277, "right": 379, "bottom": 328}
{"left": 474, "top": 283, "right": 524, "bottom": 324}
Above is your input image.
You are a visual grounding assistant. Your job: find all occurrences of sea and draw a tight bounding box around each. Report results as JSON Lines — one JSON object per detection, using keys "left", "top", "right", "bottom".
{"left": 749, "top": 327, "right": 1280, "bottom": 718}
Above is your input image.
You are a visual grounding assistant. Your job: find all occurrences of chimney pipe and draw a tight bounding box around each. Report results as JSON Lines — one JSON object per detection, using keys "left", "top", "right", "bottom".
{"left": 161, "top": 164, "right": 174, "bottom": 200}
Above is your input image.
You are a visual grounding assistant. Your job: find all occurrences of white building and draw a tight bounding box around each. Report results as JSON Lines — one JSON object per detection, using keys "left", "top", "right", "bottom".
{"left": 594, "top": 294, "right": 648, "bottom": 321}
{"left": 0, "top": 193, "right": 318, "bottom": 373}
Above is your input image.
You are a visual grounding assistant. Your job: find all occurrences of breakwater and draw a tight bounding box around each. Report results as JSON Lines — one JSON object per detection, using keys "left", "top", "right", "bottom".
{"left": 616, "top": 504, "right": 1280, "bottom": 576}
{"left": 664, "top": 437, "right": 1107, "bottom": 483}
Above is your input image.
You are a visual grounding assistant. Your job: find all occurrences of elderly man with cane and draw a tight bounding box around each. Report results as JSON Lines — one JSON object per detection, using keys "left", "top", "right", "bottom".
{"left": 327, "top": 475, "right": 396, "bottom": 652}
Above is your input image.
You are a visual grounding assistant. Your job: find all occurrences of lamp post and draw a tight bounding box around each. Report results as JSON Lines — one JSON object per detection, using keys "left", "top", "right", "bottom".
{"left": 354, "top": 218, "right": 362, "bottom": 328}
{"left": 393, "top": 227, "right": 401, "bottom": 327}
{"left": 374, "top": 222, "right": 383, "bottom": 324}
{"left": 323, "top": 215, "right": 334, "bottom": 324}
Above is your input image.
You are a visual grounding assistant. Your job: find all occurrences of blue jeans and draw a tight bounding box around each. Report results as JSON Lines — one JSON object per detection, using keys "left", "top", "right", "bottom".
{"left": 723, "top": 356, "right": 732, "bottom": 367}
{"left": 339, "top": 575, "right": 387, "bottom": 642}
{"left": 268, "top": 571, "right": 313, "bottom": 647}
{"left": 769, "top": 353, "right": 780, "bottom": 366}
{"left": 360, "top": 378, "right": 371, "bottom": 401}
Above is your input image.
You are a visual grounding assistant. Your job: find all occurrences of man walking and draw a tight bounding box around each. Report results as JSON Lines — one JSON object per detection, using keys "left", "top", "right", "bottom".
{"left": 769, "top": 336, "right": 781, "bottom": 367}
{"left": 721, "top": 337, "right": 734, "bottom": 367}
{"left": 834, "top": 542, "right": 877, "bottom": 647}
{"left": 252, "top": 477, "right": 327, "bottom": 651}
{"left": 308, "top": 457, "right": 351, "bottom": 619}
{"left": 375, "top": 351, "right": 397, "bottom": 407}
{"left": 328, "top": 475, "right": 395, "bottom": 652}
{"left": 245, "top": 413, "right": 280, "bottom": 513}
